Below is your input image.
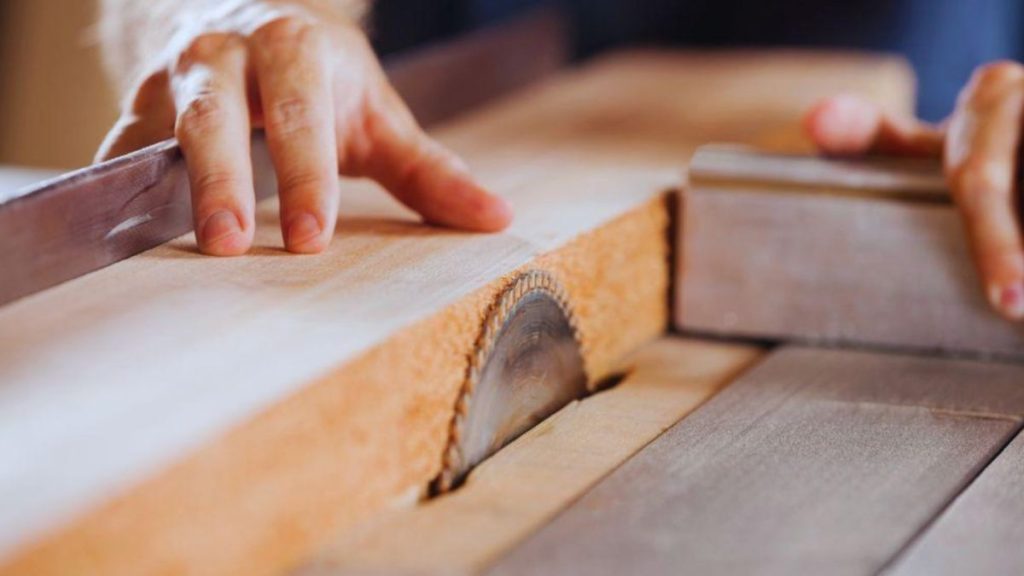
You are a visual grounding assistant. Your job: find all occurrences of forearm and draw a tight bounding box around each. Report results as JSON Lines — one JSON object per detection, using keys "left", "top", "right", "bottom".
{"left": 98, "top": 0, "right": 370, "bottom": 93}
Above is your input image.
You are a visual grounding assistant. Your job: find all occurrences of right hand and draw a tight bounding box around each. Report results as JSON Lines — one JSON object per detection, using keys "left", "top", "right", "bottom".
{"left": 805, "top": 61, "right": 1024, "bottom": 320}
{"left": 98, "top": 2, "right": 513, "bottom": 256}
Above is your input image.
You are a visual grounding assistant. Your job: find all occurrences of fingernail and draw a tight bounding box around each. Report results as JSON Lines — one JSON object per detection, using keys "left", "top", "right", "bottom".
{"left": 286, "top": 212, "right": 323, "bottom": 250}
{"left": 989, "top": 282, "right": 1024, "bottom": 320}
{"left": 201, "top": 210, "right": 242, "bottom": 246}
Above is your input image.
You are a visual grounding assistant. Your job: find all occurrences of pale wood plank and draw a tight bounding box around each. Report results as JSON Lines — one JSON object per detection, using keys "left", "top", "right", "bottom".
{"left": 296, "top": 337, "right": 763, "bottom": 575}
{"left": 488, "top": 347, "right": 1024, "bottom": 576}
{"left": 676, "top": 149, "right": 1024, "bottom": 360}
{"left": 0, "top": 51, "right": 913, "bottom": 576}
{"left": 889, "top": 430, "right": 1024, "bottom": 575}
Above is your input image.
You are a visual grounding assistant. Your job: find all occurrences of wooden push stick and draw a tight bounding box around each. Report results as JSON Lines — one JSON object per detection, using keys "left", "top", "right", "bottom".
{"left": 0, "top": 51, "right": 914, "bottom": 576}
{"left": 676, "top": 145, "right": 1024, "bottom": 360}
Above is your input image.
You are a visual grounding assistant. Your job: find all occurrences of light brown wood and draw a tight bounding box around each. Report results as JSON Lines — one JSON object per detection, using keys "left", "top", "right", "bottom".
{"left": 676, "top": 147, "right": 1024, "bottom": 360}
{"left": 489, "top": 347, "right": 1024, "bottom": 576}
{"left": 296, "top": 337, "right": 763, "bottom": 575}
{"left": 0, "top": 50, "right": 914, "bottom": 576}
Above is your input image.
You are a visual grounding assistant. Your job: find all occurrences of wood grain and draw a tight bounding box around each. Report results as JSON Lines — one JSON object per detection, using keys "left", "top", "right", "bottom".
{"left": 488, "top": 347, "right": 1024, "bottom": 576}
{"left": 0, "top": 50, "right": 914, "bottom": 576}
{"left": 888, "top": 430, "right": 1024, "bottom": 575}
{"left": 677, "top": 149, "right": 1024, "bottom": 360}
{"left": 297, "top": 337, "right": 763, "bottom": 576}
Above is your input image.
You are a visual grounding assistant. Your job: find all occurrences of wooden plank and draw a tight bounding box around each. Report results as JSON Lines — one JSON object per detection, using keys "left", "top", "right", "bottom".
{"left": 296, "top": 337, "right": 763, "bottom": 575}
{"left": 488, "top": 347, "right": 1024, "bottom": 576}
{"left": 676, "top": 148, "right": 1024, "bottom": 360}
{"left": 0, "top": 51, "right": 913, "bottom": 576}
{"left": 889, "top": 430, "right": 1024, "bottom": 575}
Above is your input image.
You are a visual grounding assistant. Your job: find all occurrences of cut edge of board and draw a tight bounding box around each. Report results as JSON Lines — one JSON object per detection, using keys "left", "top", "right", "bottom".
{"left": 2, "top": 194, "right": 671, "bottom": 576}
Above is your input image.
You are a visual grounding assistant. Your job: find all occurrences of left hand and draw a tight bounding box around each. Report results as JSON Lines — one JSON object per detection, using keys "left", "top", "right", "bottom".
{"left": 804, "top": 60, "right": 1024, "bottom": 320}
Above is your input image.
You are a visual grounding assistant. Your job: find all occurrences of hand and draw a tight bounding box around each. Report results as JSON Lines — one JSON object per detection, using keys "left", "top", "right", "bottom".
{"left": 804, "top": 61, "right": 1024, "bottom": 320}
{"left": 97, "top": 2, "right": 513, "bottom": 255}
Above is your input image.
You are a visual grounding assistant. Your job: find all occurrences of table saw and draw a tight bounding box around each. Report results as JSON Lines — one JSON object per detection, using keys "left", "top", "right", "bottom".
{"left": 1, "top": 10, "right": 1022, "bottom": 576}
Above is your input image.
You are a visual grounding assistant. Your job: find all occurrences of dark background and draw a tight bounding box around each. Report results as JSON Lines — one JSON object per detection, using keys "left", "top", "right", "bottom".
{"left": 372, "top": 0, "right": 1024, "bottom": 122}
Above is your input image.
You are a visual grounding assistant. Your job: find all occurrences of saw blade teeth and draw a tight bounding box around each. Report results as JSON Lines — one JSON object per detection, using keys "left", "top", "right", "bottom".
{"left": 433, "top": 268, "right": 588, "bottom": 494}
{"left": 456, "top": 395, "right": 471, "bottom": 418}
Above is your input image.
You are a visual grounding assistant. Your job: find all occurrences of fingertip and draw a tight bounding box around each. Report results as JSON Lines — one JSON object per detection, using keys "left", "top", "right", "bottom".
{"left": 980, "top": 250, "right": 1024, "bottom": 320}
{"left": 805, "top": 94, "right": 881, "bottom": 155}
{"left": 431, "top": 175, "right": 514, "bottom": 232}
{"left": 198, "top": 210, "right": 252, "bottom": 256}
{"left": 472, "top": 193, "right": 515, "bottom": 232}
{"left": 988, "top": 282, "right": 1024, "bottom": 320}
{"left": 284, "top": 212, "right": 330, "bottom": 254}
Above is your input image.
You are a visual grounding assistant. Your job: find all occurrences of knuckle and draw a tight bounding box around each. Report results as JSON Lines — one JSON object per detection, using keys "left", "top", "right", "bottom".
{"left": 266, "top": 97, "right": 318, "bottom": 136}
{"left": 176, "top": 33, "right": 242, "bottom": 71}
{"left": 279, "top": 170, "right": 329, "bottom": 193}
{"left": 193, "top": 170, "right": 244, "bottom": 196}
{"left": 176, "top": 94, "right": 228, "bottom": 138}
{"left": 948, "top": 157, "right": 1009, "bottom": 213}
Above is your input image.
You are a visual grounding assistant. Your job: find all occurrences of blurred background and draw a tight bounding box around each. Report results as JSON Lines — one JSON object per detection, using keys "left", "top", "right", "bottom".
{"left": 1, "top": 0, "right": 1021, "bottom": 170}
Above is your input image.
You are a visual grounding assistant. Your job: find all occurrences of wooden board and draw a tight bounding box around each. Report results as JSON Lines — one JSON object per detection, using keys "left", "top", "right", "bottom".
{"left": 296, "top": 337, "right": 763, "bottom": 575}
{"left": 488, "top": 347, "right": 1024, "bottom": 576}
{"left": 0, "top": 50, "right": 913, "bottom": 576}
{"left": 676, "top": 147, "right": 1024, "bottom": 360}
{"left": 889, "top": 430, "right": 1024, "bottom": 575}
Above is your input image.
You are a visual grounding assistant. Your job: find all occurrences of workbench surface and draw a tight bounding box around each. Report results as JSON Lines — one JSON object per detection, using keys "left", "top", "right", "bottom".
{"left": 6, "top": 48, "right": 1015, "bottom": 576}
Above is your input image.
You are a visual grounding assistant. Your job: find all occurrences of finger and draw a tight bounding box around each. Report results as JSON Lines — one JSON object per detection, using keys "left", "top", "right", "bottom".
{"left": 251, "top": 17, "right": 339, "bottom": 254}
{"left": 945, "top": 61, "right": 1024, "bottom": 319}
{"left": 173, "top": 33, "right": 255, "bottom": 256}
{"left": 361, "top": 87, "right": 513, "bottom": 232}
{"left": 96, "top": 71, "right": 177, "bottom": 162}
{"left": 803, "top": 94, "right": 944, "bottom": 157}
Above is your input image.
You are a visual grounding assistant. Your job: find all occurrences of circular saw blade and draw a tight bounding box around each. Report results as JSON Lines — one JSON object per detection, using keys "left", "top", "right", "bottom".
{"left": 434, "top": 270, "right": 588, "bottom": 493}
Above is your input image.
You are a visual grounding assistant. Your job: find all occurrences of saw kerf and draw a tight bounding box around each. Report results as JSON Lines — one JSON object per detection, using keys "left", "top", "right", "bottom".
{"left": 434, "top": 270, "right": 589, "bottom": 493}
